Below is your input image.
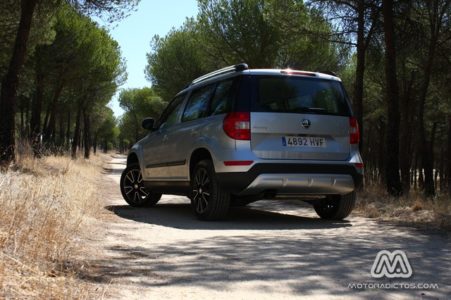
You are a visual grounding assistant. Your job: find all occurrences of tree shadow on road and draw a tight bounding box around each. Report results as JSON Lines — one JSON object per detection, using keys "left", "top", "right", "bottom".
{"left": 104, "top": 202, "right": 352, "bottom": 231}
{"left": 80, "top": 216, "right": 450, "bottom": 299}
{"left": 83, "top": 197, "right": 450, "bottom": 299}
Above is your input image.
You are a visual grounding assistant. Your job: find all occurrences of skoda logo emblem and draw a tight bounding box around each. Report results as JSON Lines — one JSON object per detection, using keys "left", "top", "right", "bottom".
{"left": 302, "top": 119, "right": 311, "bottom": 129}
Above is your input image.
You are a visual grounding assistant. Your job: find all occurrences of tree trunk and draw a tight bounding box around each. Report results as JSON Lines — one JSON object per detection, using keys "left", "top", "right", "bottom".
{"left": 44, "top": 81, "right": 64, "bottom": 143}
{"left": 382, "top": 0, "right": 402, "bottom": 196}
{"left": 83, "top": 110, "right": 91, "bottom": 159}
{"left": 434, "top": 169, "right": 439, "bottom": 192}
{"left": 66, "top": 110, "right": 71, "bottom": 149}
{"left": 439, "top": 145, "right": 445, "bottom": 192}
{"left": 25, "top": 95, "right": 30, "bottom": 136}
{"left": 71, "top": 104, "right": 82, "bottom": 159}
{"left": 378, "top": 120, "right": 385, "bottom": 184}
{"left": 58, "top": 110, "right": 64, "bottom": 147}
{"left": 423, "top": 122, "right": 437, "bottom": 197}
{"left": 417, "top": 3, "right": 440, "bottom": 197}
{"left": 419, "top": 168, "right": 424, "bottom": 190}
{"left": 30, "top": 48, "right": 44, "bottom": 142}
{"left": 399, "top": 71, "right": 415, "bottom": 195}
{"left": 413, "top": 165, "right": 417, "bottom": 190}
{"left": 31, "top": 77, "right": 44, "bottom": 157}
{"left": 0, "top": 0, "right": 38, "bottom": 166}
{"left": 447, "top": 115, "right": 451, "bottom": 195}
{"left": 43, "top": 102, "right": 51, "bottom": 135}
{"left": 20, "top": 98, "right": 25, "bottom": 137}
{"left": 93, "top": 133, "right": 97, "bottom": 154}
{"left": 413, "top": 152, "right": 419, "bottom": 190}
{"left": 354, "top": 0, "right": 365, "bottom": 152}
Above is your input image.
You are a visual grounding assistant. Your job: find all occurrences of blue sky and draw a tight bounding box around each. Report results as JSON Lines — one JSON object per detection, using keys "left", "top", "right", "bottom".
{"left": 103, "top": 0, "right": 198, "bottom": 117}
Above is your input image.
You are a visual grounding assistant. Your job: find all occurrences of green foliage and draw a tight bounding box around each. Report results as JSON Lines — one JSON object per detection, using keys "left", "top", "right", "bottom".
{"left": 67, "top": 0, "right": 140, "bottom": 22}
{"left": 28, "top": 5, "right": 125, "bottom": 151}
{"left": 197, "top": 0, "right": 281, "bottom": 67}
{"left": 0, "top": 0, "right": 139, "bottom": 163}
{"left": 0, "top": 0, "right": 56, "bottom": 83}
{"left": 119, "top": 87, "right": 166, "bottom": 119}
{"left": 146, "top": 20, "right": 206, "bottom": 102}
{"left": 145, "top": 0, "right": 347, "bottom": 102}
{"left": 198, "top": 0, "right": 345, "bottom": 70}
{"left": 118, "top": 87, "right": 166, "bottom": 143}
{"left": 96, "top": 107, "right": 119, "bottom": 147}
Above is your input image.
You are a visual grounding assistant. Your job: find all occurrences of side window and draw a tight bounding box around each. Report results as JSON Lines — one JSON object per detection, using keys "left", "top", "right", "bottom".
{"left": 210, "top": 79, "right": 234, "bottom": 115}
{"left": 182, "top": 84, "right": 215, "bottom": 122}
{"left": 158, "top": 94, "right": 185, "bottom": 129}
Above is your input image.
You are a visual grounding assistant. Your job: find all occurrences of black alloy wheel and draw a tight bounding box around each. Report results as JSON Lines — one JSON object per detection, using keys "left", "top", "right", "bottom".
{"left": 120, "top": 163, "right": 161, "bottom": 207}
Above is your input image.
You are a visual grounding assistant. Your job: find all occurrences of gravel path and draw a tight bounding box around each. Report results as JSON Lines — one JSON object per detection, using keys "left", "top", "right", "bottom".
{"left": 90, "top": 155, "right": 450, "bottom": 299}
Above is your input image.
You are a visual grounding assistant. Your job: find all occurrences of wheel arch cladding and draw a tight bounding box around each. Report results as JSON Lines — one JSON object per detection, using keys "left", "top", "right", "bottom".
{"left": 189, "top": 148, "right": 213, "bottom": 178}
{"left": 127, "top": 152, "right": 139, "bottom": 167}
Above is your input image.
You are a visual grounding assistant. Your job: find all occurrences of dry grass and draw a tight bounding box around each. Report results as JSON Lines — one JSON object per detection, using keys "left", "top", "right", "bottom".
{"left": 0, "top": 149, "right": 107, "bottom": 299}
{"left": 356, "top": 185, "right": 451, "bottom": 230}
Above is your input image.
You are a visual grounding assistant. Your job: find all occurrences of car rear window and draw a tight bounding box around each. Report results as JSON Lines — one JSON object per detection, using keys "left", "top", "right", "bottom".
{"left": 254, "top": 76, "right": 351, "bottom": 116}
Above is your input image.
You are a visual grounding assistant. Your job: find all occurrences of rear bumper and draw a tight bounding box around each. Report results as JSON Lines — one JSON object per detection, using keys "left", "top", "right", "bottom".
{"left": 216, "top": 163, "right": 363, "bottom": 195}
{"left": 240, "top": 173, "right": 354, "bottom": 195}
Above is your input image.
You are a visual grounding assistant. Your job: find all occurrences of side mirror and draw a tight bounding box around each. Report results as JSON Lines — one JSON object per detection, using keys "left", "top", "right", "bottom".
{"left": 141, "top": 118, "right": 155, "bottom": 131}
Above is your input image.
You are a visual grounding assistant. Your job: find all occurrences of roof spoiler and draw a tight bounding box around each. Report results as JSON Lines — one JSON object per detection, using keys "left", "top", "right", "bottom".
{"left": 190, "top": 63, "right": 248, "bottom": 86}
{"left": 317, "top": 70, "right": 338, "bottom": 77}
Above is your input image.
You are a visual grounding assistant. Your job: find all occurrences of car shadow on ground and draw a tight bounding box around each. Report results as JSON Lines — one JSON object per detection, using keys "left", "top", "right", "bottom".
{"left": 105, "top": 201, "right": 352, "bottom": 231}
{"left": 87, "top": 160, "right": 451, "bottom": 298}
{"left": 83, "top": 202, "right": 451, "bottom": 299}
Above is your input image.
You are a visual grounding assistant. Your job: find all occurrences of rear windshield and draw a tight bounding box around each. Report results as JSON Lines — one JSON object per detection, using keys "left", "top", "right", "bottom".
{"left": 254, "top": 76, "right": 351, "bottom": 116}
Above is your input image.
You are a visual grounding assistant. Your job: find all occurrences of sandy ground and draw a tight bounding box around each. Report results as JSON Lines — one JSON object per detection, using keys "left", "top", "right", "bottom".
{"left": 89, "top": 155, "right": 451, "bottom": 299}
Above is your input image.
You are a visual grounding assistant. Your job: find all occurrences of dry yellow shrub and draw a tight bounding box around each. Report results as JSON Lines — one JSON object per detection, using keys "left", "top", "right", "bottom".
{"left": 0, "top": 152, "right": 105, "bottom": 299}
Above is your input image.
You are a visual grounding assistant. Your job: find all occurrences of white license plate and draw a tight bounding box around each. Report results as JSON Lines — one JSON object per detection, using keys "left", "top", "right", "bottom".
{"left": 282, "top": 136, "right": 326, "bottom": 148}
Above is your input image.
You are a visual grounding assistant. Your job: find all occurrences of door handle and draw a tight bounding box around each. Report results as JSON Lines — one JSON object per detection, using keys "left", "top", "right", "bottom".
{"left": 162, "top": 135, "right": 168, "bottom": 142}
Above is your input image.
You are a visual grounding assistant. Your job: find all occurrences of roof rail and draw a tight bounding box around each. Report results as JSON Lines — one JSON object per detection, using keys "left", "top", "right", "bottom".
{"left": 191, "top": 63, "right": 248, "bottom": 85}
{"left": 317, "top": 70, "right": 338, "bottom": 77}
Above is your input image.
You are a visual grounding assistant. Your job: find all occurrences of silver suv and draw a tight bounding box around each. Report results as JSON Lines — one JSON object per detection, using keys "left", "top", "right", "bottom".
{"left": 120, "top": 64, "right": 363, "bottom": 220}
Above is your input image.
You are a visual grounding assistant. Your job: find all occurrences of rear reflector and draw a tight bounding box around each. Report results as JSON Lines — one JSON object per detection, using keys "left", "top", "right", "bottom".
{"left": 349, "top": 117, "right": 360, "bottom": 144}
{"left": 224, "top": 160, "right": 253, "bottom": 166}
{"left": 223, "top": 112, "right": 251, "bottom": 140}
{"left": 354, "top": 162, "right": 364, "bottom": 169}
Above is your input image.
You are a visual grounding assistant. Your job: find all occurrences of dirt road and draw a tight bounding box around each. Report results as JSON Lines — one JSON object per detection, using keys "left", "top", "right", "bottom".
{"left": 92, "top": 155, "right": 450, "bottom": 299}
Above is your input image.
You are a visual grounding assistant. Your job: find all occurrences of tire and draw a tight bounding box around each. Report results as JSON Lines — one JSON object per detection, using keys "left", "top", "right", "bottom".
{"left": 191, "top": 160, "right": 230, "bottom": 220}
{"left": 313, "top": 192, "right": 356, "bottom": 220}
{"left": 120, "top": 163, "right": 161, "bottom": 207}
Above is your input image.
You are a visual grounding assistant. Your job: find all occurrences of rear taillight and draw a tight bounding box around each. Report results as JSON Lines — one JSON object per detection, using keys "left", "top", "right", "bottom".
{"left": 349, "top": 117, "right": 360, "bottom": 144}
{"left": 223, "top": 112, "right": 250, "bottom": 140}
